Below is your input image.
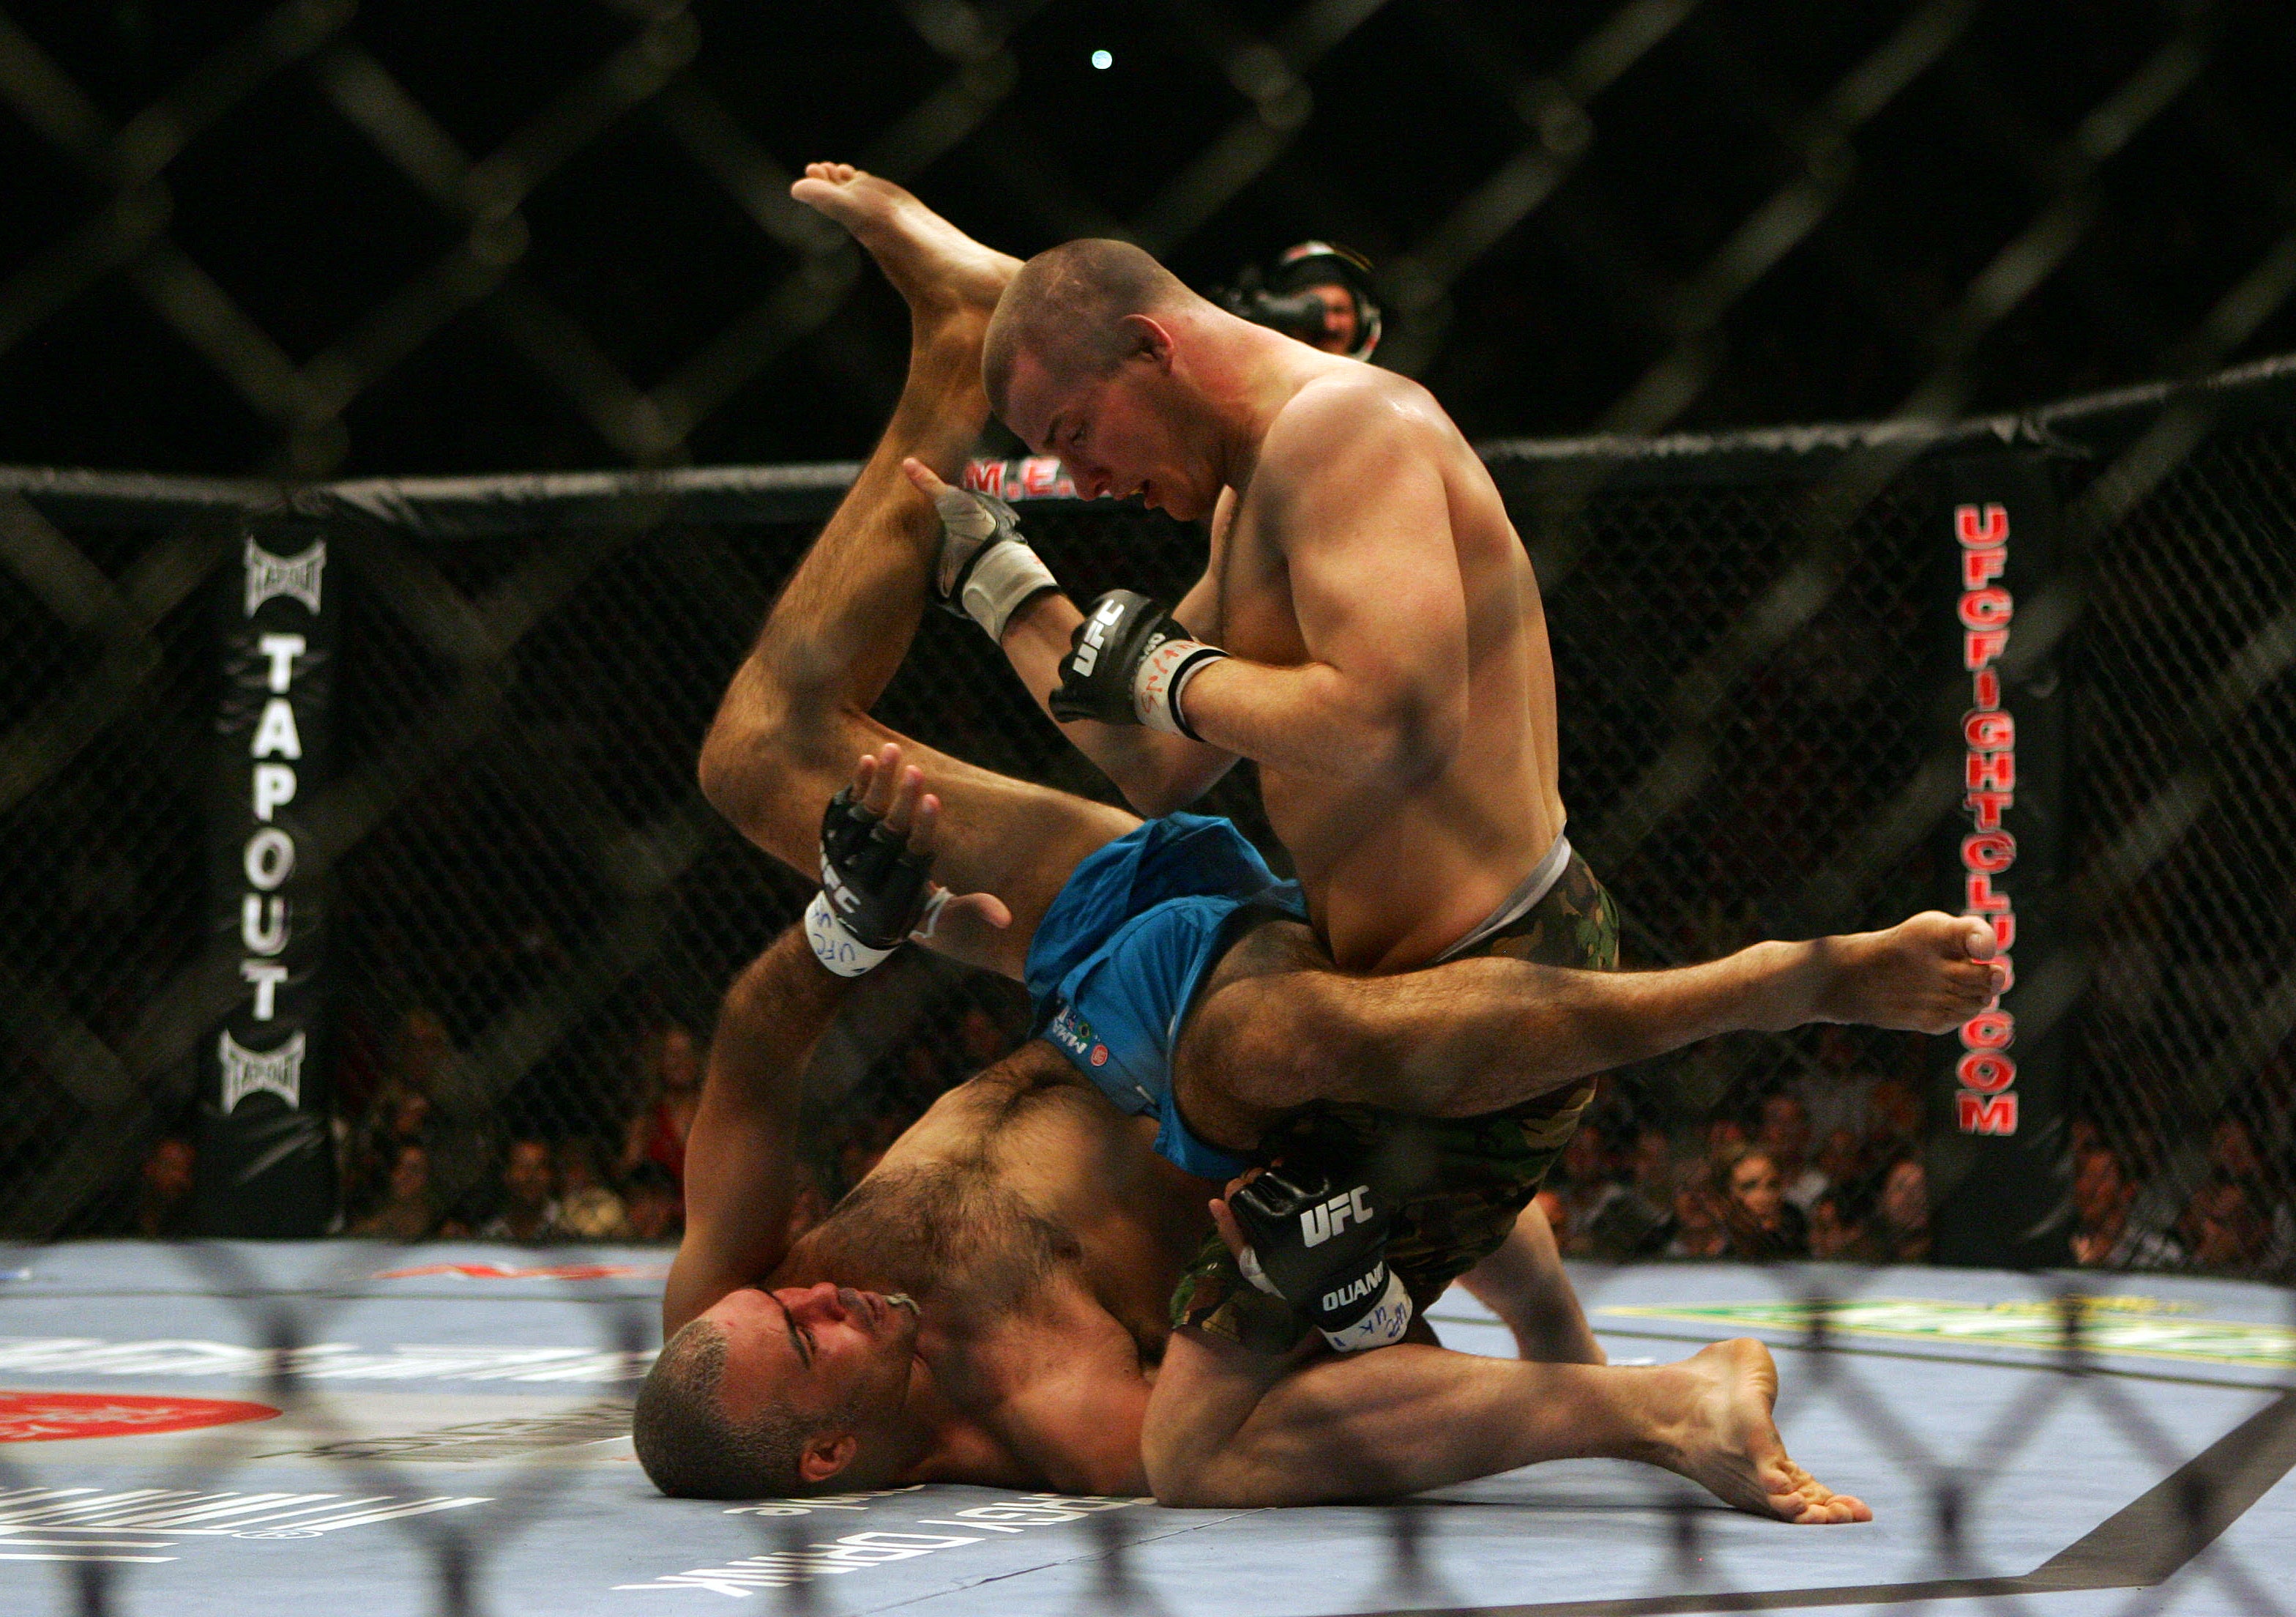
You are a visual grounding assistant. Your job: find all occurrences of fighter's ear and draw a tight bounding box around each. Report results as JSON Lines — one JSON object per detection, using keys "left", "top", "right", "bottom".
{"left": 798, "top": 1430, "right": 856, "bottom": 1485}
{"left": 1117, "top": 313, "right": 1175, "bottom": 370}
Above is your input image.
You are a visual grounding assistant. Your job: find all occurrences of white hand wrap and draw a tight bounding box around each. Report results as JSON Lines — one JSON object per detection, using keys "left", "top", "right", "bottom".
{"left": 930, "top": 484, "right": 1059, "bottom": 642}
{"left": 803, "top": 887, "right": 950, "bottom": 978}
{"left": 1133, "top": 637, "right": 1228, "bottom": 739}
{"left": 805, "top": 891, "right": 895, "bottom": 978}
{"left": 1314, "top": 1267, "right": 1414, "bottom": 1353}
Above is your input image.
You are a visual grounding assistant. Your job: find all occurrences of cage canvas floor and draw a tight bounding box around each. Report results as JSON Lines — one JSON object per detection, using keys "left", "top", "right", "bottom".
{"left": 1, "top": 1245, "right": 2290, "bottom": 1617}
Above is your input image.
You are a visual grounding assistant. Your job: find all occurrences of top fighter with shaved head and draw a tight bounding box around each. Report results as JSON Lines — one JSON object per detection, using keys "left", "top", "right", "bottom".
{"left": 933, "top": 228, "right": 1569, "bottom": 975}
{"left": 892, "top": 184, "right": 1633, "bottom": 1376}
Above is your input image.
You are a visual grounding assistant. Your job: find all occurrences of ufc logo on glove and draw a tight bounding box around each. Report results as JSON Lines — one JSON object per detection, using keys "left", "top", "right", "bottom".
{"left": 1300, "top": 1186, "right": 1376, "bottom": 1249}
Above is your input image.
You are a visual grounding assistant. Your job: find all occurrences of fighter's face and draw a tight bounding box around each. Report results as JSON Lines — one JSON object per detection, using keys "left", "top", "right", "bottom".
{"left": 707, "top": 1282, "right": 920, "bottom": 1475}
{"left": 1003, "top": 349, "right": 1218, "bottom": 522}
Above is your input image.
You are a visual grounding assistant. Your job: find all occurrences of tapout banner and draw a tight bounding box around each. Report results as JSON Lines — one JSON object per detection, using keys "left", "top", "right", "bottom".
{"left": 1928, "top": 453, "right": 2074, "bottom": 1267}
{"left": 197, "top": 511, "right": 338, "bottom": 1235}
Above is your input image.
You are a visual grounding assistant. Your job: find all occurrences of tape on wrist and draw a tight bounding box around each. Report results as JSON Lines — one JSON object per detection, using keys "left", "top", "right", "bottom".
{"left": 1133, "top": 639, "right": 1227, "bottom": 740}
{"left": 1319, "top": 1267, "right": 1414, "bottom": 1353}
{"left": 804, "top": 891, "right": 895, "bottom": 978}
{"left": 1237, "top": 1244, "right": 1280, "bottom": 1297}
{"left": 960, "top": 542, "right": 1060, "bottom": 642}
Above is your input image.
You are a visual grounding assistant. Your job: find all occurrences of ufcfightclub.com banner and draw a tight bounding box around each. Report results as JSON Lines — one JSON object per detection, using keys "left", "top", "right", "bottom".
{"left": 1929, "top": 453, "right": 2074, "bottom": 1268}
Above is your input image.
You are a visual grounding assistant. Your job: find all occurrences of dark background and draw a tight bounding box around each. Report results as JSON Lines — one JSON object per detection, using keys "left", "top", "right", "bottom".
{"left": 2, "top": 1, "right": 2292, "bottom": 1271}
{"left": 2, "top": 0, "right": 2294, "bottom": 478}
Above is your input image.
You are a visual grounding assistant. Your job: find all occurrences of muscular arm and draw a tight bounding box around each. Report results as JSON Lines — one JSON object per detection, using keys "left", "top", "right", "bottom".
{"left": 972, "top": 1301, "right": 1157, "bottom": 1496}
{"left": 1174, "top": 390, "right": 1469, "bottom": 782}
{"left": 661, "top": 926, "right": 855, "bottom": 1337}
{"left": 1182, "top": 915, "right": 1999, "bottom": 1137}
{"left": 1001, "top": 570, "right": 1238, "bottom": 817}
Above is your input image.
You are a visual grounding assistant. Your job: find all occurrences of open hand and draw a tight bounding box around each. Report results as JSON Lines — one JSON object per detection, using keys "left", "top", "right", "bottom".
{"left": 843, "top": 742, "right": 1010, "bottom": 937}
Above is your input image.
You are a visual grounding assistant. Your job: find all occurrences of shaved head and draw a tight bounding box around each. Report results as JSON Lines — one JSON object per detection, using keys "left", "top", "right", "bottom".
{"left": 983, "top": 239, "right": 1198, "bottom": 415}
{"left": 633, "top": 1317, "right": 812, "bottom": 1498}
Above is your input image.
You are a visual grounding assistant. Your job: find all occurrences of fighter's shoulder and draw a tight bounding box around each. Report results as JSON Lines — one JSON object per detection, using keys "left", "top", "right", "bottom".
{"left": 1262, "top": 365, "right": 1450, "bottom": 466}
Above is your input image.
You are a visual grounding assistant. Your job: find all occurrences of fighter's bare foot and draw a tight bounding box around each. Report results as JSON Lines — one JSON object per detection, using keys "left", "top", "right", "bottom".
{"left": 790, "top": 163, "right": 1018, "bottom": 314}
{"left": 1814, "top": 912, "right": 2006, "bottom": 1035}
{"left": 1664, "top": 1339, "right": 1871, "bottom": 1524}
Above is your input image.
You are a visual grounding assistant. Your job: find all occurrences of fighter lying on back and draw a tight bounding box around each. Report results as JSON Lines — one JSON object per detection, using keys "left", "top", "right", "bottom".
{"left": 640, "top": 751, "right": 1983, "bottom": 1514}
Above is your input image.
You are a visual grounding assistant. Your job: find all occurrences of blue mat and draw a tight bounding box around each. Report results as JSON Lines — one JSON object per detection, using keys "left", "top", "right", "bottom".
{"left": 2, "top": 1243, "right": 2289, "bottom": 1615}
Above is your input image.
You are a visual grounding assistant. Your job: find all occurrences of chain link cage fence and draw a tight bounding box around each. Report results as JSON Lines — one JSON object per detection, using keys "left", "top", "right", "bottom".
{"left": 4, "top": 0, "right": 2296, "bottom": 1611}
{"left": 0, "top": 371, "right": 2292, "bottom": 1613}
{"left": 1, "top": 355, "right": 2292, "bottom": 1271}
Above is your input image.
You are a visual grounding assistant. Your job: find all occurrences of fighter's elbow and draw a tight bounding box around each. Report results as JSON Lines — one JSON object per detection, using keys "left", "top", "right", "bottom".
{"left": 1356, "top": 691, "right": 1463, "bottom": 784}
{"left": 697, "top": 696, "right": 830, "bottom": 826}
{"left": 696, "top": 720, "right": 761, "bottom": 825}
{"left": 1119, "top": 770, "right": 1209, "bottom": 819}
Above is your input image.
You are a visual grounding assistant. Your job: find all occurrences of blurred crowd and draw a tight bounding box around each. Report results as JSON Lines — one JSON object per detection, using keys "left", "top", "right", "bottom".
{"left": 119, "top": 1001, "right": 2292, "bottom": 1276}
{"left": 1530, "top": 1057, "right": 1939, "bottom": 1265}
{"left": 291, "top": 995, "right": 1024, "bottom": 1246}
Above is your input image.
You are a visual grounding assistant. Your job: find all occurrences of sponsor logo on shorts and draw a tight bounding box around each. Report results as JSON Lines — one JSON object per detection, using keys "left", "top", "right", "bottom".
{"left": 0, "top": 1391, "right": 278, "bottom": 1443}
{"left": 1089, "top": 1044, "right": 1108, "bottom": 1066}
{"left": 1047, "top": 1004, "right": 1095, "bottom": 1060}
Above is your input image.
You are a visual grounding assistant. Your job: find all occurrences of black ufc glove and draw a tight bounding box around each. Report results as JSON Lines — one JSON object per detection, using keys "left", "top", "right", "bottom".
{"left": 1050, "top": 590, "right": 1228, "bottom": 740}
{"left": 805, "top": 787, "right": 945, "bottom": 977}
{"left": 1230, "top": 1165, "right": 1414, "bottom": 1352}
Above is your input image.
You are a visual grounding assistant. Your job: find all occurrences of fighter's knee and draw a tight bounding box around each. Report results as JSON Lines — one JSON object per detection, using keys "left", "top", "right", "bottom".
{"left": 699, "top": 698, "right": 830, "bottom": 811}
{"left": 1141, "top": 1441, "right": 1234, "bottom": 1509}
{"left": 1196, "top": 978, "right": 1361, "bottom": 1112}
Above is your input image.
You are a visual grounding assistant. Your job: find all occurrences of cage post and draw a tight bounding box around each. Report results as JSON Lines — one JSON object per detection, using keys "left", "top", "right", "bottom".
{"left": 1927, "top": 450, "right": 2076, "bottom": 1267}
{"left": 196, "top": 507, "right": 340, "bottom": 1235}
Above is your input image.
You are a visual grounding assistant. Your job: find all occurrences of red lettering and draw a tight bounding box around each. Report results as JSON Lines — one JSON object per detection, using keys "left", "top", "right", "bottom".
{"left": 1961, "top": 1010, "right": 2015, "bottom": 1050}
{"left": 1956, "top": 1052, "right": 2016, "bottom": 1093}
{"left": 1989, "top": 913, "right": 2015, "bottom": 952}
{"left": 1965, "top": 790, "right": 2014, "bottom": 830}
{"left": 1972, "top": 669, "right": 2000, "bottom": 710}
{"left": 1966, "top": 751, "right": 2016, "bottom": 792}
{"left": 1964, "top": 628, "right": 2009, "bottom": 670}
{"left": 1964, "top": 712, "right": 2015, "bottom": 751}
{"left": 1961, "top": 548, "right": 2008, "bottom": 590}
{"left": 1961, "top": 831, "right": 2016, "bottom": 874}
{"left": 1019, "top": 457, "right": 1072, "bottom": 497}
{"left": 1966, "top": 872, "right": 2010, "bottom": 912}
{"left": 1958, "top": 587, "right": 2013, "bottom": 629}
{"left": 1993, "top": 954, "right": 2016, "bottom": 993}
{"left": 1955, "top": 504, "right": 2010, "bottom": 548}
{"left": 961, "top": 459, "right": 1007, "bottom": 495}
{"left": 1957, "top": 1091, "right": 2019, "bottom": 1133}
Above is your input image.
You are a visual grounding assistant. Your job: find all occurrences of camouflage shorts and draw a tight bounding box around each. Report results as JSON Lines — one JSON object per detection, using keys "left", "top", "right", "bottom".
{"left": 1169, "top": 850, "right": 1622, "bottom": 1353}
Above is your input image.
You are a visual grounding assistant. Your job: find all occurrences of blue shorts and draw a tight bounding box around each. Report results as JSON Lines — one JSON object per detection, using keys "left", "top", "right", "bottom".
{"left": 1024, "top": 814, "right": 1303, "bottom": 1181}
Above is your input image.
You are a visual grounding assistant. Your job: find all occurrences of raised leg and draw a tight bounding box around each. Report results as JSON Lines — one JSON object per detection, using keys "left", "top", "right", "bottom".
{"left": 1140, "top": 1328, "right": 1871, "bottom": 1522}
{"left": 699, "top": 166, "right": 1136, "bottom": 977}
{"left": 1171, "top": 915, "right": 2001, "bottom": 1148}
